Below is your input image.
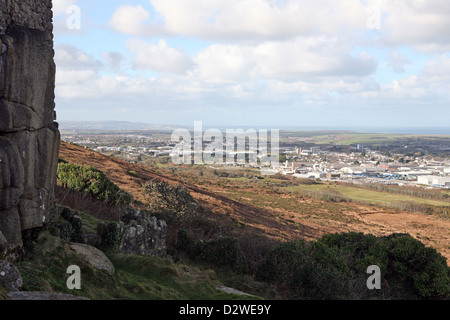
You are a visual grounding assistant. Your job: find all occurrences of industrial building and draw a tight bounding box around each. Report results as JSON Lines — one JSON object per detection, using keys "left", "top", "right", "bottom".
{"left": 417, "top": 175, "right": 450, "bottom": 188}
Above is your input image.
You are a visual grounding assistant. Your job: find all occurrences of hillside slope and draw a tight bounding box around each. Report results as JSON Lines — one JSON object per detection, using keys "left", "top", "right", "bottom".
{"left": 58, "top": 141, "right": 450, "bottom": 262}
{"left": 58, "top": 141, "right": 310, "bottom": 241}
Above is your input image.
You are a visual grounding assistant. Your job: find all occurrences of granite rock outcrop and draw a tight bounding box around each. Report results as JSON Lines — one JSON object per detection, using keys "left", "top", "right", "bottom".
{"left": 0, "top": 0, "right": 60, "bottom": 259}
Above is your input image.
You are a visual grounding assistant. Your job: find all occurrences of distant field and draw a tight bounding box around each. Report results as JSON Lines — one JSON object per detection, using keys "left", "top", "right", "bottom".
{"left": 283, "top": 183, "right": 450, "bottom": 208}
{"left": 279, "top": 131, "right": 450, "bottom": 145}
{"left": 331, "top": 134, "right": 411, "bottom": 145}
{"left": 279, "top": 130, "right": 354, "bottom": 138}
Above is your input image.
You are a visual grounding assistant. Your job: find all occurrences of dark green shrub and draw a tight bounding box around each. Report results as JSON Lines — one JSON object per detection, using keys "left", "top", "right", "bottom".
{"left": 318, "top": 232, "right": 390, "bottom": 274}
{"left": 256, "top": 240, "right": 306, "bottom": 283}
{"left": 58, "top": 207, "right": 84, "bottom": 243}
{"left": 143, "top": 180, "right": 199, "bottom": 223}
{"left": 57, "top": 163, "right": 132, "bottom": 206}
{"left": 319, "top": 232, "right": 450, "bottom": 299}
{"left": 98, "top": 222, "right": 123, "bottom": 250}
{"left": 256, "top": 240, "right": 351, "bottom": 299}
{"left": 199, "top": 237, "right": 246, "bottom": 270}
{"left": 257, "top": 233, "right": 449, "bottom": 299}
{"left": 175, "top": 229, "right": 191, "bottom": 251}
{"left": 176, "top": 231, "right": 246, "bottom": 271}
{"left": 383, "top": 233, "right": 450, "bottom": 298}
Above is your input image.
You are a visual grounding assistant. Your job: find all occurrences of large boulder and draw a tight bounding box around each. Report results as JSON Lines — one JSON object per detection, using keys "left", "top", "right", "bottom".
{"left": 69, "top": 243, "right": 115, "bottom": 276}
{"left": 8, "top": 291, "right": 90, "bottom": 300}
{"left": 0, "top": 0, "right": 60, "bottom": 257}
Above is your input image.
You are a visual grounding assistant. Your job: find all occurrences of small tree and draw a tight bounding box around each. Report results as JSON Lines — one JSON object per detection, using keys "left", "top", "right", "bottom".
{"left": 142, "top": 179, "right": 199, "bottom": 223}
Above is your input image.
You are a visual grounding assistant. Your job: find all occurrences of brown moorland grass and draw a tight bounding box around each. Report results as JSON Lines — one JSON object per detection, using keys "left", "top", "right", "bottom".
{"left": 58, "top": 141, "right": 450, "bottom": 263}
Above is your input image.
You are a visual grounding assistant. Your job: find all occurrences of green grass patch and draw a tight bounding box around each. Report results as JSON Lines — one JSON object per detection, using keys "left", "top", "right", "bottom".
{"left": 284, "top": 184, "right": 450, "bottom": 207}
{"left": 15, "top": 231, "right": 259, "bottom": 300}
{"left": 79, "top": 211, "right": 106, "bottom": 235}
{"left": 0, "top": 285, "right": 10, "bottom": 300}
{"left": 109, "top": 253, "right": 259, "bottom": 300}
{"left": 127, "top": 170, "right": 141, "bottom": 178}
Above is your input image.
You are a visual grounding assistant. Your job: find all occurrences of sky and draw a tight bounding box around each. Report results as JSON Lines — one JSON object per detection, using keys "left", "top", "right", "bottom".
{"left": 52, "top": 0, "right": 450, "bottom": 129}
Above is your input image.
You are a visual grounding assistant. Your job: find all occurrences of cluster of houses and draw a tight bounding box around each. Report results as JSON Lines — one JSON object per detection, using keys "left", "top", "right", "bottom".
{"left": 278, "top": 146, "right": 450, "bottom": 189}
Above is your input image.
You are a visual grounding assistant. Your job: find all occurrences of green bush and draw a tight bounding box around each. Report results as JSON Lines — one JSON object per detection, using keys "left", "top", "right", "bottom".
{"left": 57, "top": 163, "right": 132, "bottom": 206}
{"left": 98, "top": 222, "right": 123, "bottom": 250}
{"left": 256, "top": 233, "right": 449, "bottom": 299}
{"left": 175, "top": 229, "right": 191, "bottom": 251}
{"left": 58, "top": 207, "right": 84, "bottom": 243}
{"left": 256, "top": 240, "right": 351, "bottom": 299}
{"left": 176, "top": 231, "right": 246, "bottom": 271}
{"left": 200, "top": 237, "right": 246, "bottom": 270}
{"left": 143, "top": 180, "right": 199, "bottom": 223}
{"left": 318, "top": 232, "right": 390, "bottom": 274}
{"left": 383, "top": 233, "right": 450, "bottom": 298}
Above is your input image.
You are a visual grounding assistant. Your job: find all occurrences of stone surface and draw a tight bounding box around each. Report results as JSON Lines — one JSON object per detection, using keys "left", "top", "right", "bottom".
{"left": 0, "top": 0, "right": 53, "bottom": 34}
{"left": 0, "top": 232, "right": 7, "bottom": 258}
{"left": 216, "top": 286, "right": 253, "bottom": 297}
{"left": 0, "top": 260, "right": 22, "bottom": 291}
{"left": 119, "top": 208, "right": 167, "bottom": 257}
{"left": 69, "top": 243, "right": 115, "bottom": 276}
{"left": 0, "top": 0, "right": 60, "bottom": 256}
{"left": 8, "top": 291, "right": 90, "bottom": 300}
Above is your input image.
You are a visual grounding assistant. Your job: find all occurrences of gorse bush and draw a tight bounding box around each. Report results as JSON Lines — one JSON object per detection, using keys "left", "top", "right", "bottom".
{"left": 199, "top": 237, "right": 246, "bottom": 271}
{"left": 176, "top": 230, "right": 246, "bottom": 271}
{"left": 97, "top": 222, "right": 123, "bottom": 250}
{"left": 320, "top": 233, "right": 450, "bottom": 298}
{"left": 384, "top": 233, "right": 450, "bottom": 298}
{"left": 256, "top": 233, "right": 450, "bottom": 300}
{"left": 318, "top": 232, "right": 390, "bottom": 274}
{"left": 256, "top": 240, "right": 351, "bottom": 299}
{"left": 58, "top": 207, "right": 84, "bottom": 243}
{"left": 57, "top": 163, "right": 132, "bottom": 206}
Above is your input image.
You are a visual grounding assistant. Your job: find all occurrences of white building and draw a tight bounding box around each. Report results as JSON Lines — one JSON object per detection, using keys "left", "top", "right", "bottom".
{"left": 293, "top": 172, "right": 326, "bottom": 179}
{"left": 395, "top": 170, "right": 433, "bottom": 179}
{"left": 340, "top": 167, "right": 366, "bottom": 175}
{"left": 417, "top": 175, "right": 450, "bottom": 187}
{"left": 444, "top": 167, "right": 450, "bottom": 176}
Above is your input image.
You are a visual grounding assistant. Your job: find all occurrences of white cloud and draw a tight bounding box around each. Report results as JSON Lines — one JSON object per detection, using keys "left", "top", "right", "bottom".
{"left": 55, "top": 44, "right": 103, "bottom": 69}
{"left": 110, "top": 0, "right": 367, "bottom": 41}
{"left": 378, "top": 0, "right": 450, "bottom": 52}
{"left": 52, "top": 0, "right": 79, "bottom": 17}
{"left": 249, "top": 37, "right": 377, "bottom": 80}
{"left": 109, "top": 4, "right": 166, "bottom": 37}
{"left": 187, "top": 36, "right": 377, "bottom": 83}
{"left": 422, "top": 54, "right": 450, "bottom": 83}
{"left": 110, "top": 5, "right": 151, "bottom": 35}
{"left": 388, "top": 51, "right": 411, "bottom": 74}
{"left": 101, "top": 52, "right": 126, "bottom": 71}
{"left": 107, "top": 0, "right": 450, "bottom": 54}
{"left": 127, "top": 39, "right": 193, "bottom": 74}
{"left": 192, "top": 45, "right": 254, "bottom": 83}
{"left": 54, "top": 1, "right": 450, "bottom": 126}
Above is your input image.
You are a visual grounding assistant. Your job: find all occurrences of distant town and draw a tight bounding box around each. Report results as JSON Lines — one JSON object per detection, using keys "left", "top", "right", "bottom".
{"left": 61, "top": 129, "right": 450, "bottom": 190}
